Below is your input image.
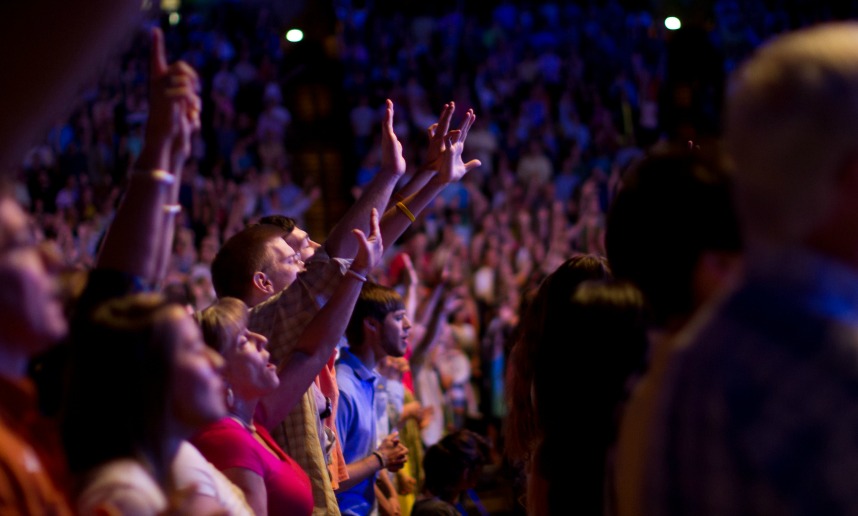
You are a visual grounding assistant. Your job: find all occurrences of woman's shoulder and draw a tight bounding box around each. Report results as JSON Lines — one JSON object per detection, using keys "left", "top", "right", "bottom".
{"left": 77, "top": 459, "right": 166, "bottom": 516}
{"left": 192, "top": 418, "right": 256, "bottom": 450}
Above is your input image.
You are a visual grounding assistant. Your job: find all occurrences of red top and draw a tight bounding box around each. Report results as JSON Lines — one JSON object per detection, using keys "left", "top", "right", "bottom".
{"left": 192, "top": 417, "right": 313, "bottom": 516}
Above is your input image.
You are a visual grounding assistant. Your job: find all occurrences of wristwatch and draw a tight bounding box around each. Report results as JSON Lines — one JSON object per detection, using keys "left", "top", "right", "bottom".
{"left": 319, "top": 396, "right": 333, "bottom": 419}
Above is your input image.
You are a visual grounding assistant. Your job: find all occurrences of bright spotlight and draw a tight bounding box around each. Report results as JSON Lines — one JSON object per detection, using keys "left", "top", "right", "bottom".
{"left": 664, "top": 16, "right": 681, "bottom": 30}
{"left": 169, "top": 12, "right": 180, "bottom": 26}
{"left": 285, "top": 29, "right": 304, "bottom": 43}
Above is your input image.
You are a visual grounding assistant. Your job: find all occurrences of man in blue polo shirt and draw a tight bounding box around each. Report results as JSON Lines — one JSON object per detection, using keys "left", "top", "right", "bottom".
{"left": 335, "top": 282, "right": 411, "bottom": 515}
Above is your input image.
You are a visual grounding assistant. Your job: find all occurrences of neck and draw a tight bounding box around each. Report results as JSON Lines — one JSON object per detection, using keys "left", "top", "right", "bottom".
{"left": 145, "top": 426, "right": 185, "bottom": 488}
{"left": 229, "top": 393, "right": 259, "bottom": 430}
{"left": 349, "top": 341, "right": 383, "bottom": 371}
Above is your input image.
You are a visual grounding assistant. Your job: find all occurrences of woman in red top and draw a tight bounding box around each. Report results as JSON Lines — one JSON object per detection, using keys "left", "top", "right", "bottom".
{"left": 192, "top": 297, "right": 313, "bottom": 516}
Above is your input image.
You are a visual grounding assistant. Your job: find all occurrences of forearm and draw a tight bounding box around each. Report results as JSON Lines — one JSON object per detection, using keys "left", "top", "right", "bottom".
{"left": 325, "top": 169, "right": 400, "bottom": 259}
{"left": 153, "top": 153, "right": 187, "bottom": 285}
{"left": 338, "top": 454, "right": 383, "bottom": 492}
{"left": 380, "top": 175, "right": 449, "bottom": 249}
{"left": 262, "top": 271, "right": 367, "bottom": 429}
{"left": 410, "top": 290, "right": 446, "bottom": 371}
{"left": 385, "top": 166, "right": 437, "bottom": 211}
{"left": 96, "top": 141, "right": 173, "bottom": 281}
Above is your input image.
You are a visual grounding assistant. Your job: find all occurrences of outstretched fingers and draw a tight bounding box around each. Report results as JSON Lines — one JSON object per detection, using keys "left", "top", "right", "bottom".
{"left": 445, "top": 129, "right": 462, "bottom": 147}
{"left": 351, "top": 208, "right": 383, "bottom": 270}
{"left": 384, "top": 99, "right": 395, "bottom": 135}
{"left": 437, "top": 102, "right": 455, "bottom": 136}
{"left": 459, "top": 109, "right": 475, "bottom": 142}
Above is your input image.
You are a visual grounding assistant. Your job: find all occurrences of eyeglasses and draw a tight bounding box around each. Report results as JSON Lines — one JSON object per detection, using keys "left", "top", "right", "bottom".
{"left": 283, "top": 253, "right": 303, "bottom": 266}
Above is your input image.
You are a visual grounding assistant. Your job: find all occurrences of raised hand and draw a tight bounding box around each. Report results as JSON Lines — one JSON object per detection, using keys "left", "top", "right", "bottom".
{"left": 147, "top": 27, "right": 201, "bottom": 170}
{"left": 437, "top": 108, "right": 482, "bottom": 184}
{"left": 423, "top": 102, "right": 456, "bottom": 172}
{"left": 380, "top": 99, "right": 407, "bottom": 176}
{"left": 351, "top": 207, "right": 383, "bottom": 273}
{"left": 401, "top": 253, "right": 419, "bottom": 287}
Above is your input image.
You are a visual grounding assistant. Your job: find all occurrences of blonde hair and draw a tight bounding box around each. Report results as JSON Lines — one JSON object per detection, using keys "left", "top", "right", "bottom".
{"left": 726, "top": 22, "right": 858, "bottom": 243}
{"left": 195, "top": 297, "right": 249, "bottom": 354}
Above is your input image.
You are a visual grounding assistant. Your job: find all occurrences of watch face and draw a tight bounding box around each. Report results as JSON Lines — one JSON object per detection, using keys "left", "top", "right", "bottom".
{"left": 320, "top": 396, "right": 333, "bottom": 419}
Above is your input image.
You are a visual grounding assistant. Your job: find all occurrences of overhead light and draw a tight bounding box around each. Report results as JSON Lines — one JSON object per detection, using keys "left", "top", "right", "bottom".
{"left": 664, "top": 16, "right": 681, "bottom": 30}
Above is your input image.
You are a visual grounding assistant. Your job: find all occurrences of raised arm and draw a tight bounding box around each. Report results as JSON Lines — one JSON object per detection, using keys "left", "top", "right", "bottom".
{"left": 379, "top": 109, "right": 481, "bottom": 249}
{"left": 383, "top": 102, "right": 456, "bottom": 207}
{"left": 96, "top": 28, "right": 200, "bottom": 283}
{"left": 260, "top": 209, "right": 384, "bottom": 429}
{"left": 324, "top": 100, "right": 406, "bottom": 260}
{"left": 410, "top": 285, "right": 459, "bottom": 374}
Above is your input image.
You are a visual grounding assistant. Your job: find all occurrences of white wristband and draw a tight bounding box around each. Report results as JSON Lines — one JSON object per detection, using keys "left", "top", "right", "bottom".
{"left": 346, "top": 269, "right": 368, "bottom": 283}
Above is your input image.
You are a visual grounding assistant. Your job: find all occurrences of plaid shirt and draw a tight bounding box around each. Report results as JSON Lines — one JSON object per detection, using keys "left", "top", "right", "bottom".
{"left": 646, "top": 248, "right": 858, "bottom": 516}
{"left": 250, "top": 248, "right": 350, "bottom": 516}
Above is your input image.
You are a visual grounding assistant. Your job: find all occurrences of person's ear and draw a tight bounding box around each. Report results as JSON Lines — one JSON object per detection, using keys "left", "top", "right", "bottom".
{"left": 363, "top": 317, "right": 380, "bottom": 336}
{"left": 252, "top": 271, "right": 273, "bottom": 294}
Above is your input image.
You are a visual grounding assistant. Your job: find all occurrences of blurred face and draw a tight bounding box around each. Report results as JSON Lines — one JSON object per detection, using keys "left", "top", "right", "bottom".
{"left": 378, "top": 308, "right": 411, "bottom": 358}
{"left": 0, "top": 198, "right": 67, "bottom": 355}
{"left": 223, "top": 326, "right": 279, "bottom": 400}
{"left": 170, "top": 310, "right": 226, "bottom": 430}
{"left": 285, "top": 227, "right": 320, "bottom": 262}
{"left": 263, "top": 237, "right": 305, "bottom": 294}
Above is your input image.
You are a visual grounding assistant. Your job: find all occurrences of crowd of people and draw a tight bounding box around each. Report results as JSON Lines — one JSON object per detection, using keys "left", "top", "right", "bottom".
{"left": 6, "top": 0, "right": 858, "bottom": 515}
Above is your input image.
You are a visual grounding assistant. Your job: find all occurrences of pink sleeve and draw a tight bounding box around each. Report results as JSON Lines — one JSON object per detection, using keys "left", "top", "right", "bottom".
{"left": 191, "top": 419, "right": 265, "bottom": 476}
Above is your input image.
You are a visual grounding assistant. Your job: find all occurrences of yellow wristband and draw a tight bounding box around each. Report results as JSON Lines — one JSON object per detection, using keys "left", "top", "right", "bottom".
{"left": 395, "top": 202, "right": 416, "bottom": 223}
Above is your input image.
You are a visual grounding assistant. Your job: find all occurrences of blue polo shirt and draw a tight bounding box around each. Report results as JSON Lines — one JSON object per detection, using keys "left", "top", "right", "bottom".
{"left": 335, "top": 347, "right": 379, "bottom": 516}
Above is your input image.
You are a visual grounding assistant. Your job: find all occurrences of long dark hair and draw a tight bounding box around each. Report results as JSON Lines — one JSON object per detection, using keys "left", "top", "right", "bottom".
{"left": 63, "top": 293, "right": 182, "bottom": 486}
{"left": 533, "top": 280, "right": 647, "bottom": 515}
{"left": 504, "top": 254, "right": 611, "bottom": 462}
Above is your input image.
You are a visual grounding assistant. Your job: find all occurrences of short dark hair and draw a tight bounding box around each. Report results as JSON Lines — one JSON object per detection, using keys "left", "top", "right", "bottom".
{"left": 211, "top": 224, "right": 286, "bottom": 302}
{"left": 423, "top": 429, "right": 490, "bottom": 502}
{"left": 605, "top": 145, "right": 742, "bottom": 327}
{"left": 257, "top": 214, "right": 297, "bottom": 236}
{"left": 345, "top": 282, "right": 405, "bottom": 347}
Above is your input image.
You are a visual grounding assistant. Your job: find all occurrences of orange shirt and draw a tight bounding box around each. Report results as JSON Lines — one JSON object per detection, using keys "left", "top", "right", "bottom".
{"left": 0, "top": 375, "right": 72, "bottom": 515}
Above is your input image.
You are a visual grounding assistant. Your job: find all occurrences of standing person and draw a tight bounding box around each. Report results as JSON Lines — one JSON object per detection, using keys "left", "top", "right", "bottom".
{"left": 412, "top": 429, "right": 491, "bottom": 516}
{"left": 60, "top": 26, "right": 251, "bottom": 516}
{"left": 504, "top": 256, "right": 651, "bottom": 516}
{"left": 0, "top": 193, "right": 72, "bottom": 515}
{"left": 647, "top": 22, "right": 858, "bottom": 515}
{"left": 66, "top": 294, "right": 227, "bottom": 515}
{"left": 193, "top": 205, "right": 383, "bottom": 515}
{"left": 604, "top": 145, "right": 742, "bottom": 516}
{"left": 212, "top": 101, "right": 480, "bottom": 515}
{"left": 336, "top": 283, "right": 412, "bottom": 515}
